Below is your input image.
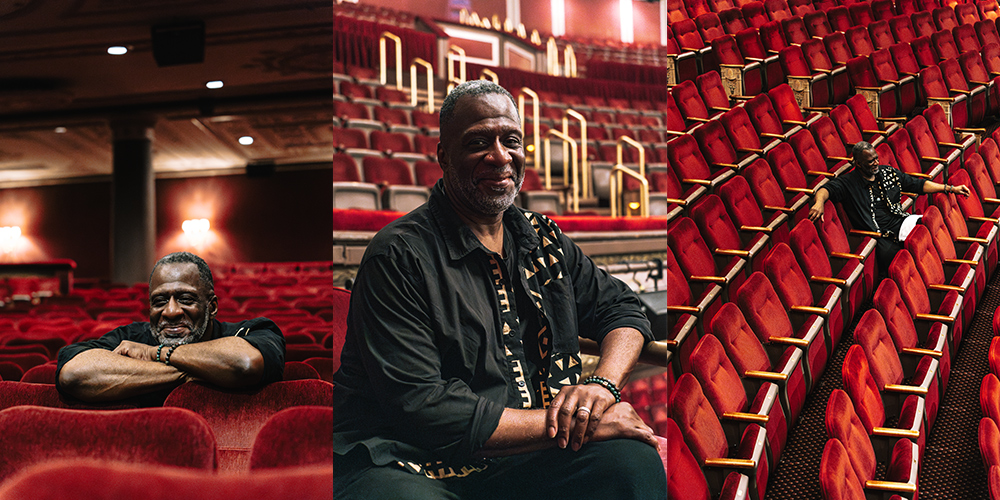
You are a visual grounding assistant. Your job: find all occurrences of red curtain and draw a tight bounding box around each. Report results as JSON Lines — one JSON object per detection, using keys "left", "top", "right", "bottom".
{"left": 333, "top": 15, "right": 438, "bottom": 71}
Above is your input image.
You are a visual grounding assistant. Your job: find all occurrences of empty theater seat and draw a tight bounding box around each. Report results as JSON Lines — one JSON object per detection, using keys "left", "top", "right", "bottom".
{"left": 163, "top": 379, "right": 334, "bottom": 472}
{"left": 0, "top": 406, "right": 217, "bottom": 482}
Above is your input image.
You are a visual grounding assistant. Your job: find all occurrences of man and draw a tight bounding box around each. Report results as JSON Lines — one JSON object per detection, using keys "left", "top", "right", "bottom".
{"left": 808, "top": 141, "right": 971, "bottom": 273}
{"left": 330, "top": 80, "right": 664, "bottom": 499}
{"left": 56, "top": 252, "right": 285, "bottom": 406}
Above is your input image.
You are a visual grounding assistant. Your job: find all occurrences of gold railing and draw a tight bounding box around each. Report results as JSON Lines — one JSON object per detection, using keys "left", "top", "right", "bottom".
{"left": 446, "top": 46, "right": 467, "bottom": 94}
{"left": 562, "top": 109, "right": 589, "bottom": 199}
{"left": 545, "top": 129, "right": 580, "bottom": 213}
{"left": 480, "top": 68, "right": 499, "bottom": 83}
{"left": 546, "top": 37, "right": 560, "bottom": 76}
{"left": 563, "top": 44, "right": 577, "bottom": 78}
{"left": 409, "top": 58, "right": 435, "bottom": 113}
{"left": 610, "top": 165, "right": 650, "bottom": 217}
{"left": 517, "top": 87, "right": 541, "bottom": 169}
{"left": 379, "top": 32, "right": 402, "bottom": 90}
{"left": 610, "top": 136, "right": 646, "bottom": 217}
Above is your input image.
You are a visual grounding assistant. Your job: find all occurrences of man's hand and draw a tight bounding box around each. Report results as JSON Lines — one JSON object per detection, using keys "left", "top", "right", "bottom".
{"left": 953, "top": 184, "right": 972, "bottom": 197}
{"left": 547, "top": 383, "right": 617, "bottom": 451}
{"left": 112, "top": 340, "right": 159, "bottom": 362}
{"left": 590, "top": 402, "right": 659, "bottom": 450}
{"left": 807, "top": 201, "right": 824, "bottom": 222}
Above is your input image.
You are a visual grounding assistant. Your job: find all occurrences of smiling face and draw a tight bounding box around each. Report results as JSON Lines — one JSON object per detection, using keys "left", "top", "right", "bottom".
{"left": 438, "top": 92, "right": 525, "bottom": 220}
{"left": 854, "top": 146, "right": 880, "bottom": 179}
{"left": 148, "top": 262, "right": 217, "bottom": 346}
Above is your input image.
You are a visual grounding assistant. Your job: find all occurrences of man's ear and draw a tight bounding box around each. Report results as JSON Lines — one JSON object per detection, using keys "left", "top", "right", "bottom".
{"left": 207, "top": 294, "right": 219, "bottom": 320}
{"left": 437, "top": 141, "right": 448, "bottom": 172}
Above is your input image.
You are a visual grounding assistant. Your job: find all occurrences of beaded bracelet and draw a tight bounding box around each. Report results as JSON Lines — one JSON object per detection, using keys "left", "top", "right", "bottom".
{"left": 582, "top": 375, "right": 621, "bottom": 404}
{"left": 156, "top": 344, "right": 165, "bottom": 363}
{"left": 164, "top": 345, "right": 179, "bottom": 366}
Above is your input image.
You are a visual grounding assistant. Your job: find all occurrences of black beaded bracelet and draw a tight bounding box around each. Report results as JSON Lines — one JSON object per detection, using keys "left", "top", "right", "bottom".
{"left": 582, "top": 375, "right": 621, "bottom": 404}
{"left": 164, "top": 345, "right": 178, "bottom": 366}
{"left": 156, "top": 344, "right": 164, "bottom": 363}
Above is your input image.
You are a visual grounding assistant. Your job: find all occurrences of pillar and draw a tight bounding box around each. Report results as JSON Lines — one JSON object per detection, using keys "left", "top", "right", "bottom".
{"left": 110, "top": 118, "right": 156, "bottom": 285}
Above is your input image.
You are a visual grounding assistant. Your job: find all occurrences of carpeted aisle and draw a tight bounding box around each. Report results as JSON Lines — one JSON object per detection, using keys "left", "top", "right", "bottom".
{"left": 764, "top": 272, "right": 999, "bottom": 499}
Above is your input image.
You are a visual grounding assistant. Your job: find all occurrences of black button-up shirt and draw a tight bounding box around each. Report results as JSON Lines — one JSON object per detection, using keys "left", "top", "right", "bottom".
{"left": 330, "top": 180, "right": 653, "bottom": 475}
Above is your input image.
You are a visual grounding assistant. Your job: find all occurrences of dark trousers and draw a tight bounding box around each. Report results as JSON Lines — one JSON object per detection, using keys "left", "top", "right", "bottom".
{"left": 333, "top": 439, "right": 666, "bottom": 500}
{"left": 876, "top": 237, "right": 905, "bottom": 280}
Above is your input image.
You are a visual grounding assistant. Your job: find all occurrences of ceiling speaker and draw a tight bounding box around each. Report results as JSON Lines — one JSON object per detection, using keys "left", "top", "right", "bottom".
{"left": 151, "top": 21, "right": 205, "bottom": 67}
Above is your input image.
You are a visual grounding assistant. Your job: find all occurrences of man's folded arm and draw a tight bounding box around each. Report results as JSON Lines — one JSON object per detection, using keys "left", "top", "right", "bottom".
{"left": 167, "top": 336, "right": 265, "bottom": 388}
{"left": 57, "top": 348, "right": 186, "bottom": 402}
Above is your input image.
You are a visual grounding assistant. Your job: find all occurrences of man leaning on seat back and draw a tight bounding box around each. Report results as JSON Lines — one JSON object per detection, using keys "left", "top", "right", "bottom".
{"left": 56, "top": 252, "right": 285, "bottom": 407}
{"left": 330, "top": 80, "right": 666, "bottom": 499}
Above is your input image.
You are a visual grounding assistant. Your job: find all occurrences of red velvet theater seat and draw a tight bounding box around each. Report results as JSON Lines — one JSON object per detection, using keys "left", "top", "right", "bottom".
{"left": 0, "top": 406, "right": 216, "bottom": 482}
{"left": 250, "top": 406, "right": 333, "bottom": 469}
{"left": 163, "top": 379, "right": 334, "bottom": 472}
{"left": 0, "top": 380, "right": 139, "bottom": 412}
{"left": 0, "top": 459, "right": 333, "bottom": 500}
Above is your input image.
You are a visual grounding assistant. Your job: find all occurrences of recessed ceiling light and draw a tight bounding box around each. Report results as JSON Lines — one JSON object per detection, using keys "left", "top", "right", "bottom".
{"left": 206, "top": 80, "right": 224, "bottom": 89}
{"left": 54, "top": 127, "right": 67, "bottom": 134}
{"left": 238, "top": 136, "right": 254, "bottom": 145}
{"left": 107, "top": 46, "right": 128, "bottom": 55}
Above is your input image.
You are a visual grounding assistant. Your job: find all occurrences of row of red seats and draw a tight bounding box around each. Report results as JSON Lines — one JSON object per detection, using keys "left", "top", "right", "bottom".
{"left": 0, "top": 459, "right": 332, "bottom": 499}
{"left": 668, "top": 0, "right": 994, "bottom": 28}
{"left": 668, "top": 0, "right": 1000, "bottom": 98}
{"left": 668, "top": 127, "right": 1000, "bottom": 500}
{"left": 669, "top": 207, "right": 983, "bottom": 498}
{"left": 979, "top": 339, "right": 1000, "bottom": 500}
{"left": 0, "top": 378, "right": 334, "bottom": 475}
{"left": 0, "top": 356, "right": 333, "bottom": 386}
{"left": 334, "top": 2, "right": 417, "bottom": 30}
{"left": 335, "top": 89, "right": 668, "bottom": 136}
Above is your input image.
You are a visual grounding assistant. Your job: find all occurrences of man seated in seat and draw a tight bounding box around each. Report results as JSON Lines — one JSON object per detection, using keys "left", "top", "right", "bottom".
{"left": 330, "top": 80, "right": 665, "bottom": 499}
{"left": 56, "top": 252, "right": 285, "bottom": 406}
{"left": 808, "top": 141, "right": 971, "bottom": 274}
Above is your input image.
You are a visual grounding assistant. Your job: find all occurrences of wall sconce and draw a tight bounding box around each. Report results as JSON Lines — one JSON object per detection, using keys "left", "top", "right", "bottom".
{"left": 182, "top": 218, "right": 210, "bottom": 247}
{"left": 0, "top": 226, "right": 21, "bottom": 254}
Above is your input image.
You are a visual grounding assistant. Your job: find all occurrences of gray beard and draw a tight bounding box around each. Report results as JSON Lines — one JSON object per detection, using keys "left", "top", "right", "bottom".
{"left": 152, "top": 311, "right": 210, "bottom": 346}
{"left": 452, "top": 174, "right": 524, "bottom": 216}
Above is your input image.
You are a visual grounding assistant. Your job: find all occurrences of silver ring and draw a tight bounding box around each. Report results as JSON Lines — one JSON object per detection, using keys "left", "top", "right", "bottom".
{"left": 577, "top": 406, "right": 591, "bottom": 415}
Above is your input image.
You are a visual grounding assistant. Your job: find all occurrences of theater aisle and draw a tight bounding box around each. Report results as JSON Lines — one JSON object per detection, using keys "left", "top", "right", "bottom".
{"left": 765, "top": 274, "right": 999, "bottom": 499}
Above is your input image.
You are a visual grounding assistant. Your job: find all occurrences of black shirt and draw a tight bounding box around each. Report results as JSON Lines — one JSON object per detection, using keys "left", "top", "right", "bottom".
{"left": 330, "top": 180, "right": 653, "bottom": 476}
{"left": 55, "top": 317, "right": 286, "bottom": 407}
{"left": 821, "top": 165, "right": 926, "bottom": 240}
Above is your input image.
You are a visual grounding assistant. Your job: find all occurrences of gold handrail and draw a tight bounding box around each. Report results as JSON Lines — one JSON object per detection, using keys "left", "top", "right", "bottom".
{"left": 480, "top": 68, "right": 499, "bottom": 83}
{"left": 562, "top": 109, "right": 589, "bottom": 199}
{"left": 379, "top": 32, "right": 403, "bottom": 90}
{"left": 446, "top": 46, "right": 467, "bottom": 94}
{"left": 546, "top": 129, "right": 579, "bottom": 213}
{"left": 610, "top": 164, "right": 650, "bottom": 217}
{"left": 612, "top": 136, "right": 646, "bottom": 217}
{"left": 409, "top": 58, "right": 435, "bottom": 113}
{"left": 518, "top": 87, "right": 541, "bottom": 170}
{"left": 564, "top": 45, "right": 577, "bottom": 78}
{"left": 546, "top": 37, "right": 559, "bottom": 76}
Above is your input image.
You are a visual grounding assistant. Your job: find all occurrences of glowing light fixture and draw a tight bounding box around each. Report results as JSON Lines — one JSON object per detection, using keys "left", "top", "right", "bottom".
{"left": 206, "top": 80, "right": 224, "bottom": 89}
{"left": 0, "top": 226, "right": 21, "bottom": 253}
{"left": 551, "top": 0, "right": 565, "bottom": 37}
{"left": 182, "top": 219, "right": 211, "bottom": 247}
{"left": 54, "top": 127, "right": 67, "bottom": 134}
{"left": 107, "top": 46, "right": 128, "bottom": 55}
{"left": 619, "top": 0, "right": 634, "bottom": 44}
{"left": 238, "top": 136, "right": 254, "bottom": 145}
